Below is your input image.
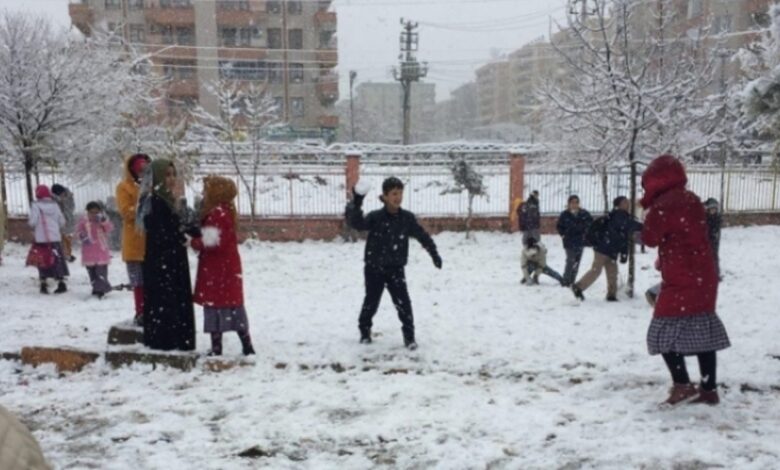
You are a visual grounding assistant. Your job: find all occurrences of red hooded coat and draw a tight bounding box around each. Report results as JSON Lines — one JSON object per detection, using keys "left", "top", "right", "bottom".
{"left": 640, "top": 155, "right": 718, "bottom": 318}
{"left": 192, "top": 204, "right": 244, "bottom": 307}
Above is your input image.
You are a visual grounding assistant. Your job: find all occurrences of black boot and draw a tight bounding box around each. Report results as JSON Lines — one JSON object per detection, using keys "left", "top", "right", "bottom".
{"left": 606, "top": 295, "right": 618, "bottom": 302}
{"left": 238, "top": 330, "right": 255, "bottom": 356}
{"left": 360, "top": 328, "right": 372, "bottom": 344}
{"left": 405, "top": 340, "right": 418, "bottom": 351}
{"left": 40, "top": 282, "right": 49, "bottom": 295}
{"left": 54, "top": 281, "right": 67, "bottom": 294}
{"left": 572, "top": 285, "right": 585, "bottom": 301}
{"left": 209, "top": 333, "right": 223, "bottom": 356}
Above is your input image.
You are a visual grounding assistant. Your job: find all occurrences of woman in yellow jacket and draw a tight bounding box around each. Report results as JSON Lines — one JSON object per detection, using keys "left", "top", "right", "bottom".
{"left": 116, "top": 154, "right": 151, "bottom": 324}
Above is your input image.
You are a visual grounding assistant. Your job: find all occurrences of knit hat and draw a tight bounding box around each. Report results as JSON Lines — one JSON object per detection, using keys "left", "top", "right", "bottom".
{"left": 35, "top": 185, "right": 52, "bottom": 200}
{"left": 128, "top": 153, "right": 151, "bottom": 182}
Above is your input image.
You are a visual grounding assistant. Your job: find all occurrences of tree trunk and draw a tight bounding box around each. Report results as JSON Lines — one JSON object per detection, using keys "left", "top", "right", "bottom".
{"left": 466, "top": 194, "right": 474, "bottom": 239}
{"left": 23, "top": 147, "right": 35, "bottom": 204}
{"left": 600, "top": 168, "right": 609, "bottom": 214}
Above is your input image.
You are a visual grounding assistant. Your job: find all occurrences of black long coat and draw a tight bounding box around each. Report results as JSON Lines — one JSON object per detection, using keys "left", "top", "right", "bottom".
{"left": 142, "top": 195, "right": 196, "bottom": 351}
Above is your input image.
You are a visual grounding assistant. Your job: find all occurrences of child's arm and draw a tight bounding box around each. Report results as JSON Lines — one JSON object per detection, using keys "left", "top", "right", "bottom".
{"left": 409, "top": 214, "right": 442, "bottom": 269}
{"left": 345, "top": 192, "right": 373, "bottom": 231}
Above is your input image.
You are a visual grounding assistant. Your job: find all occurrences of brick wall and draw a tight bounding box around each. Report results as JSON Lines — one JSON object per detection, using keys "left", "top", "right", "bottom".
{"left": 7, "top": 212, "right": 780, "bottom": 244}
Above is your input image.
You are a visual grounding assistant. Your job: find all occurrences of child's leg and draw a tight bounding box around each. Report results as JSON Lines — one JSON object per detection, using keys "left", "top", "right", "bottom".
{"left": 662, "top": 352, "right": 691, "bottom": 384}
{"left": 385, "top": 268, "right": 414, "bottom": 343}
{"left": 93, "top": 265, "right": 111, "bottom": 295}
{"left": 696, "top": 351, "right": 717, "bottom": 391}
{"left": 86, "top": 266, "right": 98, "bottom": 293}
{"left": 358, "top": 266, "right": 385, "bottom": 337}
{"left": 237, "top": 329, "right": 255, "bottom": 355}
{"left": 210, "top": 332, "right": 223, "bottom": 355}
{"left": 574, "top": 253, "right": 606, "bottom": 291}
{"left": 543, "top": 266, "right": 565, "bottom": 285}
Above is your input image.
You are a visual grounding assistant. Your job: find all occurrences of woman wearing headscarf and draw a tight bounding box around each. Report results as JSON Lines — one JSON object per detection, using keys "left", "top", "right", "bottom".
{"left": 641, "top": 155, "right": 730, "bottom": 406}
{"left": 138, "top": 159, "right": 196, "bottom": 351}
{"left": 191, "top": 176, "right": 255, "bottom": 356}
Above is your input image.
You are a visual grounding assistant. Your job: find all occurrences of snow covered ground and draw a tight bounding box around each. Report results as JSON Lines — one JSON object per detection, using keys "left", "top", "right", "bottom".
{"left": 1, "top": 226, "right": 779, "bottom": 469}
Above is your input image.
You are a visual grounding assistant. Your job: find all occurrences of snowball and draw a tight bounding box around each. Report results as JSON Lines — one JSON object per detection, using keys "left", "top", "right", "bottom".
{"left": 202, "top": 226, "right": 221, "bottom": 248}
{"left": 354, "top": 179, "right": 372, "bottom": 196}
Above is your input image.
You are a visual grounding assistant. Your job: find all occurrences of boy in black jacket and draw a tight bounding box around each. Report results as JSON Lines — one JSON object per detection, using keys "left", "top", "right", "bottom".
{"left": 346, "top": 177, "right": 443, "bottom": 350}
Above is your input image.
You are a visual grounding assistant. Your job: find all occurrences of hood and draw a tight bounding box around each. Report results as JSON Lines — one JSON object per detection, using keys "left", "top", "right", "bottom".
{"left": 123, "top": 153, "right": 151, "bottom": 184}
{"left": 640, "top": 155, "right": 688, "bottom": 209}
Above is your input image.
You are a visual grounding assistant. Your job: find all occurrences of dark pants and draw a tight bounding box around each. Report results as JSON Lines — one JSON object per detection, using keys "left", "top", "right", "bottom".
{"left": 86, "top": 265, "right": 111, "bottom": 295}
{"left": 526, "top": 262, "right": 564, "bottom": 285}
{"left": 662, "top": 351, "right": 717, "bottom": 391}
{"left": 359, "top": 266, "right": 415, "bottom": 342}
{"left": 562, "top": 246, "right": 584, "bottom": 286}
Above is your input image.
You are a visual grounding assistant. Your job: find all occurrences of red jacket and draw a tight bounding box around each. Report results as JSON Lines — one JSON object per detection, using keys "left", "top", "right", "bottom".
{"left": 192, "top": 204, "right": 244, "bottom": 307}
{"left": 640, "top": 155, "right": 718, "bottom": 318}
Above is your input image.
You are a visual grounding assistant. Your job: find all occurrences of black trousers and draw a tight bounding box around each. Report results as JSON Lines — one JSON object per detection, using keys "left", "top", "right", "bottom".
{"left": 562, "top": 246, "right": 584, "bottom": 286}
{"left": 359, "top": 265, "right": 414, "bottom": 342}
{"left": 662, "top": 351, "right": 718, "bottom": 391}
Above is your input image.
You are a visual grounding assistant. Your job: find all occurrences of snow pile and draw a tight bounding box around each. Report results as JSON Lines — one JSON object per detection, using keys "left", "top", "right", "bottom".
{"left": 0, "top": 227, "right": 779, "bottom": 468}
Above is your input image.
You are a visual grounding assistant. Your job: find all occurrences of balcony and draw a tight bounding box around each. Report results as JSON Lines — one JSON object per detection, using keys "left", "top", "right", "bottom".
{"left": 316, "top": 79, "right": 339, "bottom": 104}
{"left": 167, "top": 78, "right": 199, "bottom": 98}
{"left": 315, "top": 49, "right": 338, "bottom": 68}
{"left": 218, "top": 47, "right": 268, "bottom": 61}
{"left": 69, "top": 3, "right": 93, "bottom": 36}
{"left": 217, "top": 9, "right": 267, "bottom": 27}
{"left": 318, "top": 115, "right": 339, "bottom": 129}
{"left": 314, "top": 11, "right": 337, "bottom": 29}
{"left": 145, "top": 7, "right": 195, "bottom": 26}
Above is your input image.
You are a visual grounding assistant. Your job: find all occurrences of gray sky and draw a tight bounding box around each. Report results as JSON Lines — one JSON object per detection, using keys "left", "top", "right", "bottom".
{"left": 0, "top": 0, "right": 567, "bottom": 101}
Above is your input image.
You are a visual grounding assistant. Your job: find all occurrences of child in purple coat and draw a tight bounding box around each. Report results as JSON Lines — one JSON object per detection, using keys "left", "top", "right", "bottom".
{"left": 76, "top": 202, "right": 114, "bottom": 298}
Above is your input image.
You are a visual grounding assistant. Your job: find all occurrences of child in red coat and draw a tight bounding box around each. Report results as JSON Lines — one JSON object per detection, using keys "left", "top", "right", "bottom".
{"left": 641, "top": 155, "right": 730, "bottom": 406}
{"left": 191, "top": 176, "right": 255, "bottom": 356}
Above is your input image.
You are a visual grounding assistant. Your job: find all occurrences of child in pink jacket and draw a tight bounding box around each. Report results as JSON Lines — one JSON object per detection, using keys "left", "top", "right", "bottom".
{"left": 76, "top": 202, "right": 114, "bottom": 298}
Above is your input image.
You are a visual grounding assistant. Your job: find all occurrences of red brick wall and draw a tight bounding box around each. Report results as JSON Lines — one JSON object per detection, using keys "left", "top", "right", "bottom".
{"left": 6, "top": 212, "right": 780, "bottom": 244}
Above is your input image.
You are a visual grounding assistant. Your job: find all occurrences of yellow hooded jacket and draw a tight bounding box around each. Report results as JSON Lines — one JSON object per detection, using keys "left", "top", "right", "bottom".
{"left": 116, "top": 155, "right": 147, "bottom": 262}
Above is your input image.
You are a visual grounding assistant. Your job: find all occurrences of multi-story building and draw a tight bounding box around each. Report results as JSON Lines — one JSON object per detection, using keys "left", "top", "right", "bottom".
{"left": 433, "top": 82, "right": 478, "bottom": 141}
{"left": 69, "top": 0, "right": 339, "bottom": 141}
{"left": 351, "top": 82, "right": 436, "bottom": 144}
{"left": 475, "top": 60, "right": 512, "bottom": 127}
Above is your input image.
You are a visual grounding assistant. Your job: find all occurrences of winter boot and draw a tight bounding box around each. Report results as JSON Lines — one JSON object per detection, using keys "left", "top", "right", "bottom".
{"left": 606, "top": 295, "right": 618, "bottom": 302}
{"left": 662, "top": 383, "right": 698, "bottom": 406}
{"left": 54, "top": 281, "right": 67, "bottom": 294}
{"left": 404, "top": 337, "right": 418, "bottom": 351}
{"left": 691, "top": 388, "right": 720, "bottom": 405}
{"left": 360, "top": 329, "right": 372, "bottom": 345}
{"left": 572, "top": 285, "right": 585, "bottom": 301}
{"left": 238, "top": 331, "right": 256, "bottom": 356}
{"left": 209, "top": 333, "right": 223, "bottom": 357}
{"left": 40, "top": 282, "right": 49, "bottom": 295}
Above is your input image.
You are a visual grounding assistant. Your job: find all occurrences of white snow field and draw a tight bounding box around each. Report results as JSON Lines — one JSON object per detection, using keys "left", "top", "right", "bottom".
{"left": 1, "top": 226, "right": 779, "bottom": 469}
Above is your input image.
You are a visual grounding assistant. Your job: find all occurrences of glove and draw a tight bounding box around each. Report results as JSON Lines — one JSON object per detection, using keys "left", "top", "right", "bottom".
{"left": 352, "top": 188, "right": 365, "bottom": 207}
{"left": 184, "top": 225, "right": 202, "bottom": 238}
{"left": 620, "top": 253, "right": 628, "bottom": 264}
{"left": 432, "top": 253, "right": 443, "bottom": 269}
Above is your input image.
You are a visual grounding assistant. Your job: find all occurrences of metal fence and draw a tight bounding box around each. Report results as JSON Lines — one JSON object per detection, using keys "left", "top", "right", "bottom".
{"left": 3, "top": 160, "right": 779, "bottom": 218}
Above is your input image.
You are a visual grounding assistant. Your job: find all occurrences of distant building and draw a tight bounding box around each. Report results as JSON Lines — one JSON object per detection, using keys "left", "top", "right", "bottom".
{"left": 434, "top": 82, "right": 478, "bottom": 141}
{"left": 69, "top": 0, "right": 340, "bottom": 141}
{"left": 351, "top": 82, "right": 436, "bottom": 144}
{"left": 475, "top": 61, "right": 512, "bottom": 127}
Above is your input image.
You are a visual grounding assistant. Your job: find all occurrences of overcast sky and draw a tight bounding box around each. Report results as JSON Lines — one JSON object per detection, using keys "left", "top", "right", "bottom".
{"left": 0, "top": 0, "right": 567, "bottom": 101}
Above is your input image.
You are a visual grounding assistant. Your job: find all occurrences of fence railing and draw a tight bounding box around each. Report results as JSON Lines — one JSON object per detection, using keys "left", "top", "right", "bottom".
{"left": 3, "top": 157, "right": 779, "bottom": 218}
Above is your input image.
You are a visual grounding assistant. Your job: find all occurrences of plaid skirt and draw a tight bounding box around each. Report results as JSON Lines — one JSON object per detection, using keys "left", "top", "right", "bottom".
{"left": 126, "top": 262, "right": 143, "bottom": 287}
{"left": 203, "top": 306, "right": 249, "bottom": 333}
{"left": 647, "top": 313, "right": 731, "bottom": 355}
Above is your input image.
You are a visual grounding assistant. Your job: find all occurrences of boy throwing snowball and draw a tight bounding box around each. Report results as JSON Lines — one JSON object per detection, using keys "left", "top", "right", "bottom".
{"left": 346, "top": 177, "right": 443, "bottom": 350}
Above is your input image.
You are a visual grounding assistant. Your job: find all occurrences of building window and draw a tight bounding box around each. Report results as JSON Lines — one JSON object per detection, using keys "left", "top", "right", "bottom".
{"left": 273, "top": 97, "right": 284, "bottom": 114}
{"left": 219, "top": 61, "right": 267, "bottom": 81}
{"left": 159, "top": 0, "right": 192, "bottom": 7}
{"left": 129, "top": 24, "right": 145, "bottom": 43}
{"left": 176, "top": 27, "right": 195, "bottom": 45}
{"left": 267, "top": 1, "right": 281, "bottom": 14}
{"left": 105, "top": 0, "right": 121, "bottom": 10}
{"left": 160, "top": 25, "right": 174, "bottom": 44}
{"left": 128, "top": 0, "right": 144, "bottom": 10}
{"left": 217, "top": 0, "right": 250, "bottom": 10}
{"left": 288, "top": 29, "right": 303, "bottom": 50}
{"left": 267, "top": 62, "right": 283, "bottom": 83}
{"left": 290, "top": 63, "right": 304, "bottom": 83}
{"left": 239, "top": 28, "right": 254, "bottom": 46}
{"left": 288, "top": 1, "right": 303, "bottom": 15}
{"left": 163, "top": 62, "right": 196, "bottom": 80}
{"left": 291, "top": 97, "right": 304, "bottom": 118}
{"left": 267, "top": 28, "right": 282, "bottom": 49}
{"left": 319, "top": 31, "right": 335, "bottom": 49}
{"left": 220, "top": 27, "right": 237, "bottom": 46}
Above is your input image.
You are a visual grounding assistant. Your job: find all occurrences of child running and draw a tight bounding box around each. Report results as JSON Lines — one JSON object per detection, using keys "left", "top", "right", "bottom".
{"left": 521, "top": 237, "right": 564, "bottom": 286}
{"left": 346, "top": 177, "right": 443, "bottom": 350}
{"left": 76, "top": 202, "right": 114, "bottom": 298}
{"left": 191, "top": 176, "right": 255, "bottom": 356}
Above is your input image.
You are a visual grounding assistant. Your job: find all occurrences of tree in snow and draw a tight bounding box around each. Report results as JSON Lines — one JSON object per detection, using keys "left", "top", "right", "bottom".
{"left": 540, "top": 0, "right": 716, "bottom": 296}
{"left": 442, "top": 154, "right": 488, "bottom": 239}
{"left": 0, "top": 12, "right": 159, "bottom": 201}
{"left": 188, "top": 79, "right": 281, "bottom": 220}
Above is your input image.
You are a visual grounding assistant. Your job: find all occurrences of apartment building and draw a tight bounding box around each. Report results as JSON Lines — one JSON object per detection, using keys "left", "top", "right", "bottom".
{"left": 69, "top": 0, "right": 340, "bottom": 141}
{"left": 351, "top": 82, "right": 436, "bottom": 144}
{"left": 475, "top": 61, "right": 512, "bottom": 127}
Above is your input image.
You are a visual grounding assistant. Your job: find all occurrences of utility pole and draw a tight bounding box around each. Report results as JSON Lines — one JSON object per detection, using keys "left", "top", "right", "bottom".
{"left": 349, "top": 70, "right": 357, "bottom": 141}
{"left": 393, "top": 19, "right": 428, "bottom": 145}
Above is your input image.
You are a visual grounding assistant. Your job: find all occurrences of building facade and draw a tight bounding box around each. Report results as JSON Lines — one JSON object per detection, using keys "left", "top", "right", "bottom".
{"left": 475, "top": 61, "right": 512, "bottom": 127}
{"left": 69, "top": 0, "right": 339, "bottom": 141}
{"left": 351, "top": 82, "right": 436, "bottom": 144}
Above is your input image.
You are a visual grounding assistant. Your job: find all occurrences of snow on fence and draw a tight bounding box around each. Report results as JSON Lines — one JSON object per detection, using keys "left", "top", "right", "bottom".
{"left": 3, "top": 161, "right": 779, "bottom": 217}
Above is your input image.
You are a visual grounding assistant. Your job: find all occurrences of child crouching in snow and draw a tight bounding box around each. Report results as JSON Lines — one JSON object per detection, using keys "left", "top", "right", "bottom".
{"left": 191, "top": 176, "right": 255, "bottom": 356}
{"left": 346, "top": 177, "right": 442, "bottom": 350}
{"left": 76, "top": 202, "right": 114, "bottom": 298}
{"left": 521, "top": 237, "right": 564, "bottom": 286}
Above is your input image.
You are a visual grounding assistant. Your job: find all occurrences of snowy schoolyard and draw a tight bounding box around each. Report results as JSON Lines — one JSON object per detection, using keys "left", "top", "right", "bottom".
{"left": 1, "top": 226, "right": 779, "bottom": 469}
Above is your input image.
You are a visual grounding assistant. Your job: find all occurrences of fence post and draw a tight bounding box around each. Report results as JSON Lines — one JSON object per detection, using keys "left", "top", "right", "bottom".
{"left": 509, "top": 153, "right": 526, "bottom": 233}
{"left": 345, "top": 153, "right": 361, "bottom": 199}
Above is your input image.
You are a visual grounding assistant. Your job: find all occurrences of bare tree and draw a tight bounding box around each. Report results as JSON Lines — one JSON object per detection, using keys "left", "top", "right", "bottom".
{"left": 442, "top": 154, "right": 488, "bottom": 239}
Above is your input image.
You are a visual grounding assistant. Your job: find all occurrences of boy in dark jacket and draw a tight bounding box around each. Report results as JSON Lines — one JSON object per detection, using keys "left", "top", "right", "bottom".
{"left": 556, "top": 195, "right": 593, "bottom": 286}
{"left": 517, "top": 190, "right": 541, "bottom": 243}
{"left": 573, "top": 196, "right": 642, "bottom": 301}
{"left": 346, "top": 177, "right": 443, "bottom": 350}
